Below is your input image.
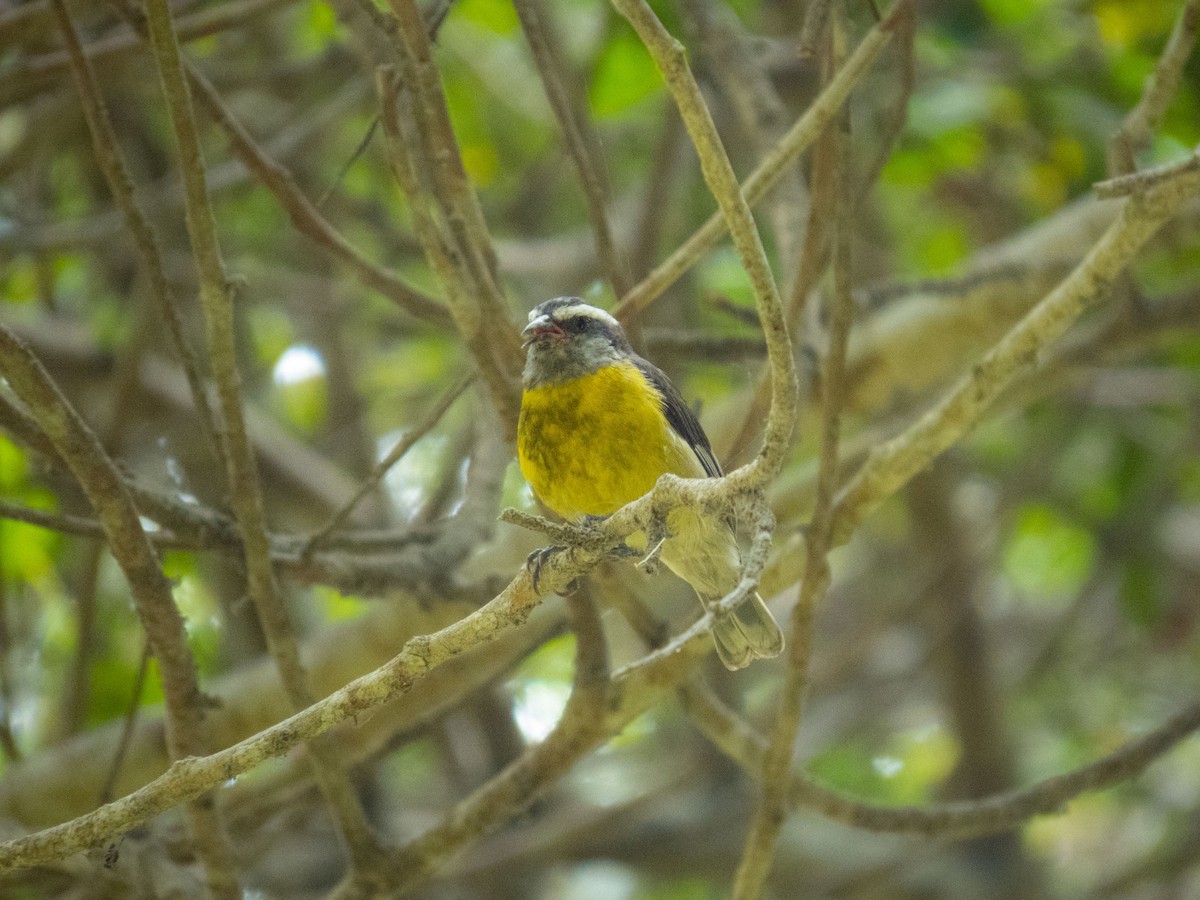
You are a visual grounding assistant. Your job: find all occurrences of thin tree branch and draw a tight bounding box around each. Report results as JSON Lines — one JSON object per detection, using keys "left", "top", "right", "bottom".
{"left": 514, "top": 0, "right": 632, "bottom": 296}
{"left": 798, "top": 0, "right": 835, "bottom": 58}
{"left": 385, "top": 587, "right": 610, "bottom": 893}
{"left": 98, "top": 640, "right": 151, "bottom": 807}
{"left": 832, "top": 164, "right": 1200, "bottom": 543}
{"left": 853, "top": 0, "right": 916, "bottom": 207}
{"left": 908, "top": 467, "right": 1033, "bottom": 883}
{"left": 628, "top": 101, "right": 687, "bottom": 282}
{"left": 611, "top": 0, "right": 913, "bottom": 320}
{"left": 609, "top": 0, "right": 797, "bottom": 484}
{"left": 50, "top": 0, "right": 221, "bottom": 464}
{"left": 374, "top": 0, "right": 524, "bottom": 429}
{"left": 137, "top": 0, "right": 388, "bottom": 887}
{"left": 1, "top": 0, "right": 294, "bottom": 103}
{"left": 0, "top": 545, "right": 20, "bottom": 763}
{"left": 1095, "top": 144, "right": 1200, "bottom": 199}
{"left": 0, "top": 326, "right": 242, "bottom": 897}
{"left": 106, "top": 0, "right": 452, "bottom": 329}
{"left": 376, "top": 73, "right": 520, "bottom": 431}
{"left": 299, "top": 373, "right": 473, "bottom": 560}
{"left": 719, "top": 34, "right": 840, "bottom": 468}
{"left": 683, "top": 682, "right": 1200, "bottom": 839}
{"left": 681, "top": 0, "right": 808, "bottom": 277}
{"left": 735, "top": 19, "right": 855, "bottom": 890}
{"left": 1107, "top": 0, "right": 1199, "bottom": 176}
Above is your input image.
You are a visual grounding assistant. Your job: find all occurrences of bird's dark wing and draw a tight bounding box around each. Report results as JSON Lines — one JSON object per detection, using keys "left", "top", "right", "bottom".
{"left": 633, "top": 357, "right": 723, "bottom": 478}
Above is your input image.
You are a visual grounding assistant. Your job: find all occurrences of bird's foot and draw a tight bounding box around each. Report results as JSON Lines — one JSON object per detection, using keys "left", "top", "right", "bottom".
{"left": 525, "top": 545, "right": 581, "bottom": 596}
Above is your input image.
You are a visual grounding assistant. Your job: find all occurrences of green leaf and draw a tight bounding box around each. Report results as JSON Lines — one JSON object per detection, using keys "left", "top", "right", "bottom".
{"left": 315, "top": 585, "right": 369, "bottom": 623}
{"left": 590, "top": 26, "right": 663, "bottom": 118}
{"left": 293, "top": 0, "right": 348, "bottom": 56}
{"left": 1002, "top": 503, "right": 1097, "bottom": 601}
{"left": 454, "top": 0, "right": 520, "bottom": 34}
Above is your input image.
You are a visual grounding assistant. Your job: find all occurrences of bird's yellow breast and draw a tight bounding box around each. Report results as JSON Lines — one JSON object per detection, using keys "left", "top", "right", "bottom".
{"left": 518, "top": 362, "right": 700, "bottom": 520}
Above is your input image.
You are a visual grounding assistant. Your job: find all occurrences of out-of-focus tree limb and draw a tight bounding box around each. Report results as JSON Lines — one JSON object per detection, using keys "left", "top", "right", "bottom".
{"left": 610, "top": 0, "right": 797, "bottom": 485}
{"left": 50, "top": 0, "right": 220, "bottom": 463}
{"left": 611, "top": 0, "right": 913, "bottom": 320}
{"left": 514, "top": 0, "right": 632, "bottom": 296}
{"left": 105, "top": 0, "right": 452, "bottom": 328}
{"left": 384, "top": 589, "right": 609, "bottom": 893}
{"left": 0, "top": 325, "right": 243, "bottom": 897}
{"left": 833, "top": 165, "right": 1200, "bottom": 542}
{"left": 735, "top": 15, "right": 853, "bottom": 892}
{"left": 0, "top": 596, "right": 561, "bottom": 830}
{"left": 0, "top": 0, "right": 298, "bottom": 106}
{"left": 1107, "top": 0, "right": 1199, "bottom": 175}
{"left": 682, "top": 684, "right": 1200, "bottom": 840}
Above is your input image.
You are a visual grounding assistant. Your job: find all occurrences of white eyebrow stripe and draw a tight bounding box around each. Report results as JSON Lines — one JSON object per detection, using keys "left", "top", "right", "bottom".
{"left": 556, "top": 304, "right": 619, "bottom": 327}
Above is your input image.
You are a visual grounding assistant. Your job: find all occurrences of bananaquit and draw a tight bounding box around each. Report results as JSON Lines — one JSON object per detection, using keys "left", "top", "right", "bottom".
{"left": 517, "top": 297, "right": 784, "bottom": 670}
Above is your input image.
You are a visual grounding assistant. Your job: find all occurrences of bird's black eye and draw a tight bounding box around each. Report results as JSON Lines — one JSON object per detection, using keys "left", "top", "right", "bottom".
{"left": 564, "top": 316, "right": 588, "bottom": 334}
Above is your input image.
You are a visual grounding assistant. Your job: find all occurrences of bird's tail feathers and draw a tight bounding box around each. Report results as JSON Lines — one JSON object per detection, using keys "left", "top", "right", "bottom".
{"left": 708, "top": 592, "right": 784, "bottom": 671}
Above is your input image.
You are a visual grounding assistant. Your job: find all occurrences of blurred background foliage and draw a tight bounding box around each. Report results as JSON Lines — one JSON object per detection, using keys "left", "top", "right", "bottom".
{"left": 1, "top": 0, "right": 1199, "bottom": 896}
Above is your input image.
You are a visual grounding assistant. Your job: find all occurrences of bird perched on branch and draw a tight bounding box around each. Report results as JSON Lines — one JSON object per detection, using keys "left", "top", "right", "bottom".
{"left": 517, "top": 297, "right": 784, "bottom": 670}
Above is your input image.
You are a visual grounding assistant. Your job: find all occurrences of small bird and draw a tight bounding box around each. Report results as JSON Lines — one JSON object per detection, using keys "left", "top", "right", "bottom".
{"left": 517, "top": 297, "right": 784, "bottom": 670}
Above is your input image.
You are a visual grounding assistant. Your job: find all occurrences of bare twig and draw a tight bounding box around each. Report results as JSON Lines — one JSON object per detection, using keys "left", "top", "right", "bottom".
{"left": 499, "top": 508, "right": 582, "bottom": 544}
{"left": 719, "top": 38, "right": 840, "bottom": 467}
{"left": 0, "top": 549, "right": 20, "bottom": 762}
{"left": 610, "top": 0, "right": 797, "bottom": 483}
{"left": 99, "top": 641, "right": 151, "bottom": 806}
{"left": 628, "top": 102, "right": 687, "bottom": 282}
{"left": 642, "top": 330, "right": 766, "bottom": 361}
{"left": 317, "top": 115, "right": 380, "bottom": 209}
{"left": 107, "top": 0, "right": 452, "bottom": 329}
{"left": 1107, "top": 0, "right": 1200, "bottom": 175}
{"left": 1, "top": 0, "right": 294, "bottom": 104}
{"left": 299, "top": 373, "right": 472, "bottom": 559}
{"left": 1095, "top": 145, "right": 1200, "bottom": 199}
{"left": 833, "top": 164, "right": 1200, "bottom": 542}
{"left": 799, "top": 0, "right": 835, "bottom": 58}
{"left": 611, "top": 0, "right": 913, "bottom": 319}
{"left": 734, "top": 19, "right": 855, "bottom": 892}
{"left": 515, "top": 0, "right": 632, "bottom": 295}
{"left": 386, "top": 587, "right": 610, "bottom": 893}
{"left": 376, "top": 73, "right": 519, "bottom": 430}
{"left": 50, "top": 0, "right": 221, "bottom": 464}
{"left": 138, "top": 0, "right": 388, "bottom": 886}
{"left": 375, "top": 0, "right": 523, "bottom": 428}
{"left": 908, "top": 467, "right": 1031, "bottom": 882}
{"left": 854, "top": 0, "right": 916, "bottom": 207}
{"left": 683, "top": 683, "right": 1200, "bottom": 839}
{"left": 0, "top": 326, "right": 242, "bottom": 897}
{"left": 387, "top": 0, "right": 515, "bottom": 336}
{"left": 682, "top": 0, "right": 807, "bottom": 275}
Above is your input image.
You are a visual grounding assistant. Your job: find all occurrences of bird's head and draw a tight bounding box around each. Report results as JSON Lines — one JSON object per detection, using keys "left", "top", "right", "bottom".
{"left": 521, "top": 297, "right": 632, "bottom": 388}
